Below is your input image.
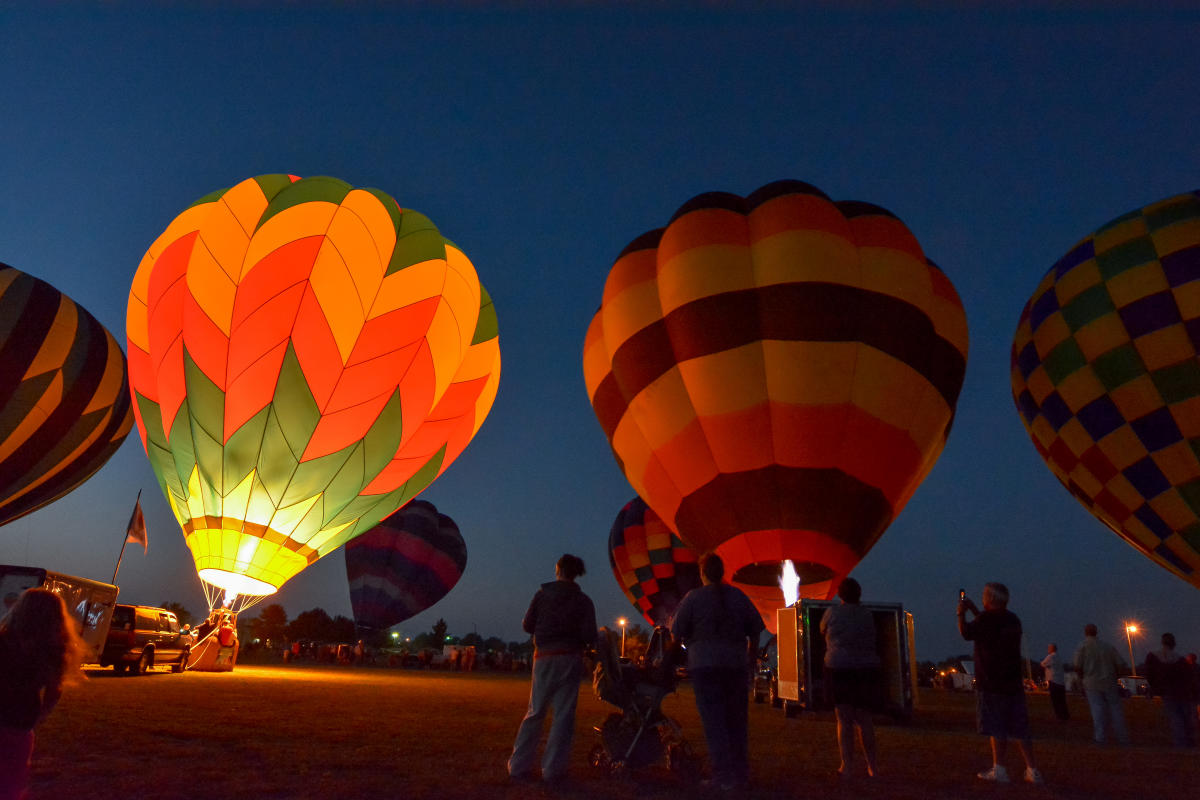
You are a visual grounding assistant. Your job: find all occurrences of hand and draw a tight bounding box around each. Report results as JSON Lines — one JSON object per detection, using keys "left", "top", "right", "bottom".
{"left": 957, "top": 597, "right": 978, "bottom": 615}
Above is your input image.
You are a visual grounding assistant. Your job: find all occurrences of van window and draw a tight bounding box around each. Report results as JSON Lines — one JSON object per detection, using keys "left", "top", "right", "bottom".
{"left": 136, "top": 609, "right": 157, "bottom": 630}
{"left": 112, "top": 606, "right": 135, "bottom": 628}
{"left": 159, "top": 613, "right": 178, "bottom": 634}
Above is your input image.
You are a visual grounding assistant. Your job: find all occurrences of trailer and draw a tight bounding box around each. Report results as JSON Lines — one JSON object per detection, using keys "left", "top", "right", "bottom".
{"left": 0, "top": 564, "right": 121, "bottom": 662}
{"left": 774, "top": 599, "right": 917, "bottom": 720}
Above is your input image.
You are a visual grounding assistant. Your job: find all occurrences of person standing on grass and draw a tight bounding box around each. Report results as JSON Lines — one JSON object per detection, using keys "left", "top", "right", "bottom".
{"left": 671, "top": 553, "right": 765, "bottom": 792}
{"left": 1041, "top": 643, "right": 1070, "bottom": 721}
{"left": 0, "top": 589, "right": 87, "bottom": 800}
{"left": 1072, "top": 623, "right": 1130, "bottom": 745}
{"left": 1144, "top": 633, "right": 1197, "bottom": 747}
{"left": 820, "top": 577, "right": 881, "bottom": 778}
{"left": 958, "top": 582, "right": 1043, "bottom": 785}
{"left": 508, "top": 553, "right": 598, "bottom": 785}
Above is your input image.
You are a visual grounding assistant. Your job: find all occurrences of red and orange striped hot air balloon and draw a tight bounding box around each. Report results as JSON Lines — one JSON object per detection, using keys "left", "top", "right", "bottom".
{"left": 0, "top": 263, "right": 133, "bottom": 528}
{"left": 126, "top": 175, "right": 499, "bottom": 604}
{"left": 584, "top": 180, "right": 967, "bottom": 630}
{"left": 608, "top": 496, "right": 701, "bottom": 627}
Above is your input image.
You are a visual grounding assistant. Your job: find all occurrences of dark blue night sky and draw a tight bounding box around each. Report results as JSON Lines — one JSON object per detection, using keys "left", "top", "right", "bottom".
{"left": 2, "top": 3, "right": 1199, "bottom": 662}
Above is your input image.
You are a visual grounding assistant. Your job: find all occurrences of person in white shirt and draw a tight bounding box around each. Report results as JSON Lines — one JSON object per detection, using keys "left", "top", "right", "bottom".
{"left": 1040, "top": 643, "right": 1069, "bottom": 721}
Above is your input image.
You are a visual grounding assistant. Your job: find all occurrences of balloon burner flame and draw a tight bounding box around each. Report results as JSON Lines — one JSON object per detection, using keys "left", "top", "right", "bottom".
{"left": 779, "top": 560, "right": 800, "bottom": 607}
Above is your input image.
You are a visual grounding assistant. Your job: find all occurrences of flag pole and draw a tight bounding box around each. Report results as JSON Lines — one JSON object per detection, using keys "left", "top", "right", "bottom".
{"left": 111, "top": 489, "right": 143, "bottom": 585}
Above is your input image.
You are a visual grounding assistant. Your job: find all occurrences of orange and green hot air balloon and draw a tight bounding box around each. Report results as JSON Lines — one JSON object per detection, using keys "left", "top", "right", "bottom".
{"left": 0, "top": 263, "right": 133, "bottom": 527}
{"left": 126, "top": 175, "right": 499, "bottom": 602}
{"left": 584, "top": 181, "right": 968, "bottom": 628}
{"left": 1012, "top": 190, "right": 1200, "bottom": 589}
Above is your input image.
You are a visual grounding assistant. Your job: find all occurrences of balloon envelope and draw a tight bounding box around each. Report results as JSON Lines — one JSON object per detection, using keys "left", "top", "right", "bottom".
{"left": 584, "top": 180, "right": 968, "bottom": 621}
{"left": 608, "top": 496, "right": 701, "bottom": 627}
{"left": 0, "top": 263, "right": 133, "bottom": 528}
{"left": 1012, "top": 189, "right": 1200, "bottom": 589}
{"left": 344, "top": 499, "right": 466, "bottom": 631}
{"left": 126, "top": 175, "right": 500, "bottom": 597}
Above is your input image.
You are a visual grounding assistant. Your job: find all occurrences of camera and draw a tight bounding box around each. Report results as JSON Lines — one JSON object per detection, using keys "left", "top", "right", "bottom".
{"left": 959, "top": 589, "right": 966, "bottom": 601}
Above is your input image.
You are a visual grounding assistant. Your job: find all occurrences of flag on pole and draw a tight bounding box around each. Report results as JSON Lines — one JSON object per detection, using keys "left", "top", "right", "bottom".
{"left": 125, "top": 499, "right": 148, "bottom": 554}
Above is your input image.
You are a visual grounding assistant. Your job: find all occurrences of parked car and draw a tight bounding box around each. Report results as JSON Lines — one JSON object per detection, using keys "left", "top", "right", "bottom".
{"left": 99, "top": 604, "right": 191, "bottom": 674}
{"left": 1117, "top": 676, "right": 1149, "bottom": 698}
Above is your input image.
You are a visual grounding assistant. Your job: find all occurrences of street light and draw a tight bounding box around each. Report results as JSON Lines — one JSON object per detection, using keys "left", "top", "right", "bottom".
{"left": 1125, "top": 623, "right": 1139, "bottom": 677}
{"left": 617, "top": 617, "right": 627, "bottom": 658}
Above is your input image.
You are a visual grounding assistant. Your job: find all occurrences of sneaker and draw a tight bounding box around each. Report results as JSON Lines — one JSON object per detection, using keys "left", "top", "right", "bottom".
{"left": 977, "top": 765, "right": 1010, "bottom": 783}
{"left": 1024, "top": 768, "right": 1044, "bottom": 785}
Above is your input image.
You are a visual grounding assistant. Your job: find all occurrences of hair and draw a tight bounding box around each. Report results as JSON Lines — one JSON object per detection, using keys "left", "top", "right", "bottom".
{"left": 700, "top": 553, "right": 724, "bottom": 584}
{"left": 0, "top": 588, "right": 87, "bottom": 689}
{"left": 556, "top": 553, "right": 585, "bottom": 580}
{"left": 837, "top": 577, "right": 862, "bottom": 604}
{"left": 982, "top": 582, "right": 1009, "bottom": 608}
{"left": 1162, "top": 632, "right": 1176, "bottom": 649}
{"left": 1084, "top": 623, "right": 1098, "bottom": 637}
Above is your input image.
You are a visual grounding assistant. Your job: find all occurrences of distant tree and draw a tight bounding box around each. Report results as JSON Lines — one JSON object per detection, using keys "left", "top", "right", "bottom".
{"left": 612, "top": 624, "right": 651, "bottom": 661}
{"left": 412, "top": 632, "right": 438, "bottom": 651}
{"left": 331, "top": 614, "right": 357, "bottom": 643}
{"left": 251, "top": 604, "right": 288, "bottom": 644}
{"left": 287, "top": 608, "right": 334, "bottom": 642}
{"left": 461, "top": 632, "right": 484, "bottom": 648}
{"left": 483, "top": 636, "right": 507, "bottom": 654}
{"left": 161, "top": 601, "right": 194, "bottom": 627}
{"left": 432, "top": 618, "right": 448, "bottom": 643}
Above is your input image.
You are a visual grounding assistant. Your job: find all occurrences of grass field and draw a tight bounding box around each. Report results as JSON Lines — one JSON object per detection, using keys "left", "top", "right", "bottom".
{"left": 27, "top": 663, "right": 1199, "bottom": 799}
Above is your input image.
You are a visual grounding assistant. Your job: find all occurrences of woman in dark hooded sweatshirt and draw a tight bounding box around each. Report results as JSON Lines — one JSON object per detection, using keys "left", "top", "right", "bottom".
{"left": 507, "top": 553, "right": 598, "bottom": 784}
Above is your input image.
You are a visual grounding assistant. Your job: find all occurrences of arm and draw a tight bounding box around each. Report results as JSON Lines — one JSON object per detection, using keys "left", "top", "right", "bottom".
{"left": 37, "top": 684, "right": 63, "bottom": 726}
{"left": 521, "top": 591, "right": 541, "bottom": 635}
{"left": 956, "top": 597, "right": 978, "bottom": 639}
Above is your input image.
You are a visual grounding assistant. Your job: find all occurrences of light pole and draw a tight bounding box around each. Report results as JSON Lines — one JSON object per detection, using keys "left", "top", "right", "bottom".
{"left": 1125, "top": 623, "right": 1138, "bottom": 677}
{"left": 618, "top": 617, "right": 627, "bottom": 658}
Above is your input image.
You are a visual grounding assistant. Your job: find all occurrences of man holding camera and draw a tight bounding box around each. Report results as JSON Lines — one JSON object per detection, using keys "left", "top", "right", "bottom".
{"left": 958, "top": 583, "right": 1043, "bottom": 785}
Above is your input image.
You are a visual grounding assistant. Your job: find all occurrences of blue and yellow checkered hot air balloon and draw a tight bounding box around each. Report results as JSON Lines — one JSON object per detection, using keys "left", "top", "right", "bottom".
{"left": 1012, "top": 190, "right": 1200, "bottom": 589}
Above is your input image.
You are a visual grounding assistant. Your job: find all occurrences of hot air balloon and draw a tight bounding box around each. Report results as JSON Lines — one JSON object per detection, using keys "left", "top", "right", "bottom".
{"left": 584, "top": 180, "right": 968, "bottom": 629}
{"left": 1012, "top": 190, "right": 1200, "bottom": 589}
{"left": 344, "top": 499, "right": 466, "bottom": 631}
{"left": 126, "top": 175, "right": 500, "bottom": 609}
{"left": 0, "top": 263, "right": 133, "bottom": 528}
{"left": 609, "top": 496, "right": 701, "bottom": 627}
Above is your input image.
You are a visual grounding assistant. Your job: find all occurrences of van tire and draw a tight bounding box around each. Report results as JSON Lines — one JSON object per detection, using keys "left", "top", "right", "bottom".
{"left": 135, "top": 649, "right": 153, "bottom": 675}
{"left": 173, "top": 651, "right": 188, "bottom": 673}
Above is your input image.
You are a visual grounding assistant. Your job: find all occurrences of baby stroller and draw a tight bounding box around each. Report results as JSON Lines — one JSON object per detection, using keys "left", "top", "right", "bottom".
{"left": 589, "top": 625, "right": 694, "bottom": 775}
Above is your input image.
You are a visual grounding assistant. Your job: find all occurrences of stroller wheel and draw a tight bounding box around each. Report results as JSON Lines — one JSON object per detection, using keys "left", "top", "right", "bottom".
{"left": 668, "top": 740, "right": 696, "bottom": 775}
{"left": 588, "top": 743, "right": 611, "bottom": 771}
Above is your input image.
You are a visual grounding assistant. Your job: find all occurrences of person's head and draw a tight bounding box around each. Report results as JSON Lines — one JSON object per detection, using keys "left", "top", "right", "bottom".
{"left": 1084, "top": 623, "right": 1098, "bottom": 638}
{"left": 699, "top": 553, "right": 724, "bottom": 585}
{"left": 1161, "top": 632, "right": 1176, "bottom": 650}
{"left": 1047, "top": 643, "right": 1057, "bottom": 654}
{"left": 556, "top": 554, "right": 586, "bottom": 581}
{"left": 0, "top": 588, "right": 86, "bottom": 686}
{"left": 836, "top": 577, "right": 862, "bottom": 604}
{"left": 981, "top": 582, "right": 1009, "bottom": 610}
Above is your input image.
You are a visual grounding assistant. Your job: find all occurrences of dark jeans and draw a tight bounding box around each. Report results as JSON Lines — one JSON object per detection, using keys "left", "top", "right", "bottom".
{"left": 690, "top": 667, "right": 750, "bottom": 786}
{"left": 1049, "top": 681, "right": 1069, "bottom": 720}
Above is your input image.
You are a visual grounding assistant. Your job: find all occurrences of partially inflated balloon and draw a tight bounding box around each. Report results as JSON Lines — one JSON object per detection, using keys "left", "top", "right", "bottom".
{"left": 608, "top": 497, "right": 701, "bottom": 626}
{"left": 0, "top": 263, "right": 133, "bottom": 527}
{"left": 1012, "top": 190, "right": 1200, "bottom": 588}
{"left": 344, "top": 499, "right": 466, "bottom": 630}
{"left": 127, "top": 175, "right": 500, "bottom": 597}
{"left": 584, "top": 181, "right": 968, "bottom": 623}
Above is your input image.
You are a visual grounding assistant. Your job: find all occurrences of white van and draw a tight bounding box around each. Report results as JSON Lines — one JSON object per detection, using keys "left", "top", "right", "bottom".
{"left": 0, "top": 564, "right": 120, "bottom": 661}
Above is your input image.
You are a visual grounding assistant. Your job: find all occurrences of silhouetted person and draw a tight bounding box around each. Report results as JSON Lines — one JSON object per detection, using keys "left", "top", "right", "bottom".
{"left": 820, "top": 577, "right": 880, "bottom": 777}
{"left": 958, "top": 583, "right": 1042, "bottom": 784}
{"left": 1041, "top": 643, "right": 1069, "bottom": 721}
{"left": 1144, "top": 632, "right": 1196, "bottom": 747}
{"left": 1, "top": 589, "right": 87, "bottom": 800}
{"left": 1072, "top": 623, "right": 1129, "bottom": 745}
{"left": 508, "top": 554, "right": 597, "bottom": 785}
{"left": 671, "top": 553, "right": 764, "bottom": 791}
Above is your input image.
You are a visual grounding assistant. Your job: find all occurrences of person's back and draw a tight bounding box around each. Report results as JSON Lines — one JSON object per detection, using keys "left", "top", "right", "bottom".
{"left": 964, "top": 608, "right": 1024, "bottom": 695}
{"left": 1074, "top": 635, "right": 1120, "bottom": 692}
{"left": 671, "top": 582, "right": 762, "bottom": 671}
{"left": 821, "top": 603, "right": 880, "bottom": 669}
{"left": 523, "top": 580, "right": 596, "bottom": 655}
